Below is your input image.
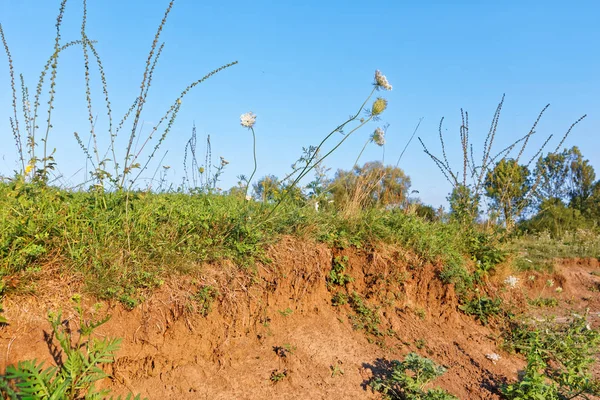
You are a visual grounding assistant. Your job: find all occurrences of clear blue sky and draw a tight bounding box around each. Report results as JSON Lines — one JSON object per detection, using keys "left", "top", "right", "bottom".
{"left": 1, "top": 0, "right": 598, "bottom": 207}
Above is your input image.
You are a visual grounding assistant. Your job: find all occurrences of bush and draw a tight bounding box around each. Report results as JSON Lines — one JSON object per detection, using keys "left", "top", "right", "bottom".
{"left": 369, "top": 353, "right": 457, "bottom": 400}
{"left": 503, "top": 312, "right": 600, "bottom": 399}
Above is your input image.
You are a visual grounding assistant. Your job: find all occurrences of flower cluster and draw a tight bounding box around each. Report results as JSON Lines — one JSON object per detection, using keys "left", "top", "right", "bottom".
{"left": 240, "top": 112, "right": 256, "bottom": 129}
{"left": 374, "top": 70, "right": 392, "bottom": 91}
{"left": 372, "top": 127, "right": 385, "bottom": 146}
{"left": 504, "top": 275, "right": 519, "bottom": 289}
{"left": 371, "top": 98, "right": 388, "bottom": 117}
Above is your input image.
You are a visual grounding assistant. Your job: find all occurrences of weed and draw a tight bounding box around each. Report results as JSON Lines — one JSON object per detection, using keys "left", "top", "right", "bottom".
{"left": 415, "top": 308, "right": 426, "bottom": 320}
{"left": 0, "top": 296, "right": 144, "bottom": 399}
{"left": 458, "top": 294, "right": 502, "bottom": 325}
{"left": 414, "top": 339, "right": 426, "bottom": 350}
{"left": 330, "top": 361, "right": 345, "bottom": 378}
{"left": 273, "top": 344, "right": 296, "bottom": 359}
{"left": 278, "top": 307, "right": 293, "bottom": 317}
{"left": 369, "top": 353, "right": 457, "bottom": 400}
{"left": 269, "top": 369, "right": 288, "bottom": 383}
{"left": 348, "top": 292, "right": 382, "bottom": 337}
{"left": 328, "top": 255, "right": 353, "bottom": 287}
{"left": 527, "top": 297, "right": 558, "bottom": 308}
{"left": 192, "top": 285, "right": 219, "bottom": 317}
{"left": 503, "top": 312, "right": 600, "bottom": 399}
{"left": 331, "top": 292, "right": 349, "bottom": 306}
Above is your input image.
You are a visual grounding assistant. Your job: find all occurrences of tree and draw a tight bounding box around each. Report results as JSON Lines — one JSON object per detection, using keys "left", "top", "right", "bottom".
{"left": 533, "top": 146, "right": 596, "bottom": 210}
{"left": 484, "top": 158, "right": 531, "bottom": 229}
{"left": 329, "top": 161, "right": 411, "bottom": 211}
{"left": 533, "top": 150, "right": 570, "bottom": 204}
{"left": 253, "top": 175, "right": 281, "bottom": 202}
{"left": 448, "top": 184, "right": 480, "bottom": 225}
{"left": 566, "top": 147, "right": 596, "bottom": 211}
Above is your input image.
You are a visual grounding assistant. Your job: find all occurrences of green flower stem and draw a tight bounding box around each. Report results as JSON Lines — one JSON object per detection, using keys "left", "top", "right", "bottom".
{"left": 245, "top": 126, "right": 257, "bottom": 200}
{"left": 259, "top": 113, "right": 374, "bottom": 227}
{"left": 353, "top": 138, "right": 372, "bottom": 169}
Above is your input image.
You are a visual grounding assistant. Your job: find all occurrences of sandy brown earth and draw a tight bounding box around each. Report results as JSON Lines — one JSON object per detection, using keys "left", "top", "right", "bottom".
{"left": 1, "top": 237, "right": 599, "bottom": 399}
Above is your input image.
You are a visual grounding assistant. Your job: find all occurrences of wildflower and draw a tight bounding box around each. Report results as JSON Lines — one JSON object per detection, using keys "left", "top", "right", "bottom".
{"left": 528, "top": 275, "right": 536, "bottom": 282}
{"left": 177, "top": 99, "right": 182, "bottom": 105}
{"left": 371, "top": 98, "right": 387, "bottom": 116}
{"left": 198, "top": 167, "right": 205, "bottom": 174}
{"left": 372, "top": 127, "right": 385, "bottom": 146}
{"left": 240, "top": 112, "right": 256, "bottom": 129}
{"left": 24, "top": 163, "right": 34, "bottom": 175}
{"left": 220, "top": 157, "right": 229, "bottom": 166}
{"left": 374, "top": 70, "right": 393, "bottom": 91}
{"left": 546, "top": 279, "right": 554, "bottom": 287}
{"left": 555, "top": 286, "right": 563, "bottom": 293}
{"left": 485, "top": 353, "right": 501, "bottom": 364}
{"left": 504, "top": 275, "right": 519, "bottom": 289}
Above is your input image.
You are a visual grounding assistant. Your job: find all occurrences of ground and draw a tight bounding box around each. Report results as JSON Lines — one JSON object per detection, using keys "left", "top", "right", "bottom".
{"left": 1, "top": 237, "right": 599, "bottom": 399}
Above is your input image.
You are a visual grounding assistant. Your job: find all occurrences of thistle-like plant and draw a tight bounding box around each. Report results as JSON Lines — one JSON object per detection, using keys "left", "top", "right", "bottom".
{"left": 0, "top": 296, "right": 144, "bottom": 399}
{"left": 418, "top": 95, "right": 587, "bottom": 228}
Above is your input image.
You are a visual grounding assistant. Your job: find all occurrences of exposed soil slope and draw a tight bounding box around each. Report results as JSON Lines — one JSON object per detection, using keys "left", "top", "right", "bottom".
{"left": 1, "top": 237, "right": 599, "bottom": 399}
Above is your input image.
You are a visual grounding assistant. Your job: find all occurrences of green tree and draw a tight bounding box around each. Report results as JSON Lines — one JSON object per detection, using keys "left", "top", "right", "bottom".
{"left": 330, "top": 161, "right": 411, "bottom": 210}
{"left": 533, "top": 150, "right": 570, "bottom": 204}
{"left": 447, "top": 184, "right": 480, "bottom": 225}
{"left": 533, "top": 146, "right": 596, "bottom": 210}
{"left": 253, "top": 175, "right": 281, "bottom": 202}
{"left": 485, "top": 158, "right": 531, "bottom": 229}
{"left": 567, "top": 147, "right": 596, "bottom": 211}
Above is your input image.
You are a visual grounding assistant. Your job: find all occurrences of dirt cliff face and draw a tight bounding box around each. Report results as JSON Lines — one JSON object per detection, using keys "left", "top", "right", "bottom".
{"left": 1, "top": 236, "right": 599, "bottom": 399}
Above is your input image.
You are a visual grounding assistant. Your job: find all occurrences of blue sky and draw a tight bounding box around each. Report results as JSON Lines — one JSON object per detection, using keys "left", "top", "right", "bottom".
{"left": 0, "top": 0, "right": 598, "bottom": 207}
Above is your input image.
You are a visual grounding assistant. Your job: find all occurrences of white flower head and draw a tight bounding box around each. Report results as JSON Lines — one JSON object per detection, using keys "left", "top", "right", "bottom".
{"left": 374, "top": 70, "right": 392, "bottom": 91}
{"left": 504, "top": 275, "right": 519, "bottom": 289}
{"left": 555, "top": 286, "right": 563, "bottom": 293}
{"left": 546, "top": 279, "right": 555, "bottom": 287}
{"left": 372, "top": 127, "right": 385, "bottom": 146}
{"left": 240, "top": 112, "right": 257, "bottom": 129}
{"left": 485, "top": 353, "right": 501, "bottom": 364}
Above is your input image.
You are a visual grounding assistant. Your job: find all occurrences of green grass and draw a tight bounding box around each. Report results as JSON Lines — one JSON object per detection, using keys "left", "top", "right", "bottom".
{"left": 508, "top": 230, "right": 600, "bottom": 272}
{"left": 0, "top": 180, "right": 476, "bottom": 307}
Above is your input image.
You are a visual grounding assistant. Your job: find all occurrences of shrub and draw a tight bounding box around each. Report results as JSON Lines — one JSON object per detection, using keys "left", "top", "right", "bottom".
{"left": 369, "top": 353, "right": 457, "bottom": 400}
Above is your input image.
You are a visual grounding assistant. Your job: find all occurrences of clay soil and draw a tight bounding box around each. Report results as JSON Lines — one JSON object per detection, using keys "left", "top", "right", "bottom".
{"left": 1, "top": 237, "right": 599, "bottom": 399}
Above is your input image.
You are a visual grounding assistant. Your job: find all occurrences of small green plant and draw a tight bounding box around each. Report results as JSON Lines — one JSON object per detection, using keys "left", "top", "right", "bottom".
{"left": 278, "top": 307, "right": 293, "bottom": 317}
{"left": 415, "top": 308, "right": 426, "bottom": 320}
{"left": 348, "top": 292, "right": 382, "bottom": 337}
{"left": 369, "top": 353, "right": 457, "bottom": 400}
{"left": 414, "top": 339, "right": 426, "bottom": 350}
{"left": 328, "top": 255, "right": 353, "bottom": 286}
{"left": 192, "top": 285, "right": 219, "bottom": 317}
{"left": 0, "top": 296, "right": 144, "bottom": 399}
{"left": 503, "top": 312, "right": 600, "bottom": 399}
{"left": 269, "top": 369, "right": 287, "bottom": 383}
{"left": 527, "top": 297, "right": 558, "bottom": 308}
{"left": 458, "top": 294, "right": 502, "bottom": 325}
{"left": 330, "top": 361, "right": 344, "bottom": 378}
{"left": 331, "top": 292, "right": 348, "bottom": 306}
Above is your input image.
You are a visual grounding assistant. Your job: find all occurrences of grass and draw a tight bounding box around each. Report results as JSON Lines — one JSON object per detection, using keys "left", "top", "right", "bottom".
{"left": 0, "top": 180, "right": 476, "bottom": 306}
{"left": 508, "top": 230, "right": 600, "bottom": 272}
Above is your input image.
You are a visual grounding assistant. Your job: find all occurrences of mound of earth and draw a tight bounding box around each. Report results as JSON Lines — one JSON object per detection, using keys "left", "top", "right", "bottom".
{"left": 1, "top": 237, "right": 599, "bottom": 399}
